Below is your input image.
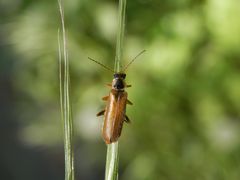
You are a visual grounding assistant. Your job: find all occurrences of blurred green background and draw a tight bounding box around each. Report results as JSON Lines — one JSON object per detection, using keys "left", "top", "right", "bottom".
{"left": 1, "top": 0, "right": 240, "bottom": 179}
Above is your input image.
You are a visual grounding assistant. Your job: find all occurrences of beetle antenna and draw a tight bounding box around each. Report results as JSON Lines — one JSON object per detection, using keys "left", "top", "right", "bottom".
{"left": 88, "top": 57, "right": 114, "bottom": 73}
{"left": 122, "top": 50, "right": 146, "bottom": 72}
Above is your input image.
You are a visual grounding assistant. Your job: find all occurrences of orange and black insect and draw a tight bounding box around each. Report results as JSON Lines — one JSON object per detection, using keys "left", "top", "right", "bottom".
{"left": 88, "top": 50, "right": 145, "bottom": 144}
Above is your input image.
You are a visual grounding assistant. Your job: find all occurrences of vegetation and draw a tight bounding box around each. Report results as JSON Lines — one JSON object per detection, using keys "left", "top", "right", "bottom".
{"left": 1, "top": 0, "right": 240, "bottom": 179}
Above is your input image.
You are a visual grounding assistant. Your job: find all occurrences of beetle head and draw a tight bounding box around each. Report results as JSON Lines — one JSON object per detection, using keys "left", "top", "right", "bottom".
{"left": 113, "top": 73, "right": 126, "bottom": 79}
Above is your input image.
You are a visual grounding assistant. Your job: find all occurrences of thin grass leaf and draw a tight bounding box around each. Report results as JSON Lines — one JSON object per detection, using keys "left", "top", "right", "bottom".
{"left": 58, "top": 0, "right": 75, "bottom": 180}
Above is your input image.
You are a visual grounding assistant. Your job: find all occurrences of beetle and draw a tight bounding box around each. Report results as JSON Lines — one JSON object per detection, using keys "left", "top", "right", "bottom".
{"left": 88, "top": 50, "right": 145, "bottom": 144}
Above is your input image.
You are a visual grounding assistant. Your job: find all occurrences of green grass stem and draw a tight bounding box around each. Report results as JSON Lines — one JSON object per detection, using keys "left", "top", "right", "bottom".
{"left": 114, "top": 0, "right": 127, "bottom": 72}
{"left": 105, "top": 0, "right": 127, "bottom": 180}
{"left": 105, "top": 142, "right": 119, "bottom": 180}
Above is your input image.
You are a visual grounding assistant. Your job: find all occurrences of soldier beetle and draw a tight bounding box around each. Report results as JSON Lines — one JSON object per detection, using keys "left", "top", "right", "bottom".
{"left": 88, "top": 50, "right": 145, "bottom": 144}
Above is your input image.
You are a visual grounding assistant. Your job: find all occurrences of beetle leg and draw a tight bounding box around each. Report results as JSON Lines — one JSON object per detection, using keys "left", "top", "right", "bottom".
{"left": 97, "top": 110, "right": 105, "bottom": 116}
{"left": 102, "top": 96, "right": 109, "bottom": 101}
{"left": 127, "top": 99, "right": 133, "bottom": 105}
{"left": 106, "top": 83, "right": 112, "bottom": 87}
{"left": 126, "top": 84, "right": 132, "bottom": 88}
{"left": 125, "top": 115, "right": 131, "bottom": 123}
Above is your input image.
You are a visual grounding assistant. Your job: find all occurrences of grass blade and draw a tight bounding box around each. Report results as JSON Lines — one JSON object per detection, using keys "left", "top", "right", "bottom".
{"left": 58, "top": 0, "right": 75, "bottom": 180}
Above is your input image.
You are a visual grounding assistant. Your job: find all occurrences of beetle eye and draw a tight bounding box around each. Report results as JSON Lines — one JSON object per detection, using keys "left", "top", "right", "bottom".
{"left": 113, "top": 74, "right": 118, "bottom": 78}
